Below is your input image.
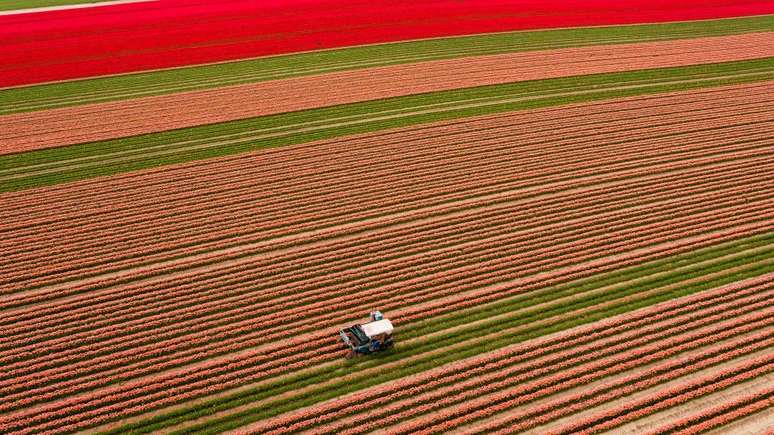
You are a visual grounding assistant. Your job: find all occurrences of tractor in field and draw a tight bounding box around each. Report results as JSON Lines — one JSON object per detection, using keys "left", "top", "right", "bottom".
{"left": 339, "top": 311, "right": 394, "bottom": 358}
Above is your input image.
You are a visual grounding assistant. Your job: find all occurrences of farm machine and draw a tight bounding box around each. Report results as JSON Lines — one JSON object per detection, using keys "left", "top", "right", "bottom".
{"left": 339, "top": 311, "right": 394, "bottom": 358}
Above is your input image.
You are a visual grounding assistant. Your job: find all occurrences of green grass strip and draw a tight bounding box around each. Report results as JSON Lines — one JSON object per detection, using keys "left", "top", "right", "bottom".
{"left": 1, "top": 15, "right": 773, "bottom": 112}
{"left": 100, "top": 233, "right": 773, "bottom": 434}
{"left": 0, "top": 0, "right": 110, "bottom": 11}
{"left": 2, "top": 58, "right": 773, "bottom": 192}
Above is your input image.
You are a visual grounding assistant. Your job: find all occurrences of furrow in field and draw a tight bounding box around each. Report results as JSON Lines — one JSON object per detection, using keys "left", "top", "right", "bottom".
{"left": 398, "top": 326, "right": 773, "bottom": 435}
{"left": 3, "top": 79, "right": 770, "bottom": 224}
{"left": 646, "top": 384, "right": 774, "bottom": 435}
{"left": 5, "top": 188, "right": 767, "bottom": 394}
{"left": 4, "top": 90, "right": 770, "bottom": 245}
{"left": 4, "top": 66, "right": 772, "bottom": 192}
{"left": 3, "top": 110, "right": 765, "bottom": 296}
{"left": 140, "top": 267, "right": 774, "bottom": 435}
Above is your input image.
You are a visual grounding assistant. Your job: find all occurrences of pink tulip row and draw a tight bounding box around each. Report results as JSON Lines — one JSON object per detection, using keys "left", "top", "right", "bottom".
{"left": 8, "top": 128, "right": 703, "bottom": 277}
{"left": 384, "top": 313, "right": 774, "bottom": 434}
{"left": 4, "top": 128, "right": 765, "bottom": 292}
{"left": 3, "top": 172, "right": 764, "bottom": 394}
{"left": 7, "top": 286, "right": 771, "bottom": 434}
{"left": 7, "top": 272, "right": 774, "bottom": 432}
{"left": 4, "top": 149, "right": 768, "bottom": 324}
{"left": 434, "top": 328, "right": 774, "bottom": 434}
{"left": 9, "top": 270, "right": 772, "bottom": 430}
{"left": 6, "top": 182, "right": 756, "bottom": 368}
{"left": 551, "top": 354, "right": 774, "bottom": 434}
{"left": 1, "top": 142, "right": 768, "bottom": 430}
{"left": 652, "top": 385, "right": 773, "bottom": 435}
{"left": 392, "top": 214, "right": 773, "bottom": 325}
{"left": 5, "top": 84, "right": 755, "bottom": 220}
{"left": 7, "top": 169, "right": 695, "bottom": 336}
{"left": 0, "top": 329, "right": 342, "bottom": 414}
{"left": 7, "top": 173, "right": 764, "bottom": 340}
{"left": 9, "top": 108, "right": 763, "bottom": 263}
{"left": 6, "top": 158, "right": 755, "bottom": 340}
{"left": 5, "top": 198, "right": 764, "bottom": 397}
{"left": 243, "top": 273, "right": 774, "bottom": 433}
{"left": 251, "top": 287, "right": 773, "bottom": 434}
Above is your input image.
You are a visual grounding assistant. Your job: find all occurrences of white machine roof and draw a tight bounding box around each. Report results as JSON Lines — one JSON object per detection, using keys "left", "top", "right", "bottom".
{"left": 361, "top": 319, "right": 393, "bottom": 338}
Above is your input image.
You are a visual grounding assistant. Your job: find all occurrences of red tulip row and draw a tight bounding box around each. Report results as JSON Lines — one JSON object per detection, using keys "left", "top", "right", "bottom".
{"left": 6, "top": 178, "right": 763, "bottom": 365}
{"left": 5, "top": 155, "right": 761, "bottom": 338}
{"left": 652, "top": 385, "right": 773, "bottom": 435}
{"left": 5, "top": 117, "right": 766, "bottom": 288}
{"left": 3, "top": 75, "right": 767, "bottom": 222}
{"left": 245, "top": 285, "right": 773, "bottom": 434}
{"left": 411, "top": 327, "right": 774, "bottom": 434}
{"left": 5, "top": 275, "right": 772, "bottom": 434}
{"left": 4, "top": 198, "right": 768, "bottom": 392}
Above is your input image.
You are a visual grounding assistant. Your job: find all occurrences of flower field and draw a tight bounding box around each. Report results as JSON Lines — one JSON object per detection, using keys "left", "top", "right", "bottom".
{"left": 0, "top": 1, "right": 772, "bottom": 433}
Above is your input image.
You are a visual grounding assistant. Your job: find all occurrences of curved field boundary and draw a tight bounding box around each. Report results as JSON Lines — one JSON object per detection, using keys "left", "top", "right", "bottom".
{"left": 1, "top": 60, "right": 773, "bottom": 192}
{"left": 1, "top": 14, "right": 773, "bottom": 113}
{"left": 2, "top": 31, "right": 773, "bottom": 152}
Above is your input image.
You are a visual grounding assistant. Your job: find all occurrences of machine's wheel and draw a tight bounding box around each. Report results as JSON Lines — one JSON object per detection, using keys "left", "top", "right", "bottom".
{"left": 345, "top": 350, "right": 356, "bottom": 359}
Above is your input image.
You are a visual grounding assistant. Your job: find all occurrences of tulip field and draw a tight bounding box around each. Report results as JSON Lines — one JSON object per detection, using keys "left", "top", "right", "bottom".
{"left": 1, "top": 1, "right": 773, "bottom": 434}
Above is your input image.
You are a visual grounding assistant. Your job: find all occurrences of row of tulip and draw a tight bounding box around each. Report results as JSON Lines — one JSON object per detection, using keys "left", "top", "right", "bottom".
{"left": 7, "top": 252, "right": 774, "bottom": 432}
{"left": 7, "top": 157, "right": 757, "bottom": 339}
{"left": 654, "top": 386, "right": 773, "bottom": 435}
{"left": 4, "top": 122, "right": 766, "bottom": 291}
{"left": 4, "top": 148, "right": 768, "bottom": 318}
{"left": 8, "top": 100, "right": 762, "bottom": 253}
{"left": 417, "top": 327, "right": 774, "bottom": 434}
{"left": 7, "top": 180, "right": 759, "bottom": 364}
{"left": 4, "top": 219, "right": 768, "bottom": 419}
{"left": 248, "top": 287, "right": 773, "bottom": 434}
{"left": 6, "top": 270, "right": 772, "bottom": 434}
{"left": 5, "top": 198, "right": 767, "bottom": 393}
{"left": 549, "top": 354, "right": 774, "bottom": 434}
{"left": 9, "top": 125, "right": 760, "bottom": 296}
{"left": 4, "top": 81, "right": 756, "bottom": 218}
{"left": 239, "top": 272, "right": 774, "bottom": 433}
